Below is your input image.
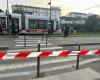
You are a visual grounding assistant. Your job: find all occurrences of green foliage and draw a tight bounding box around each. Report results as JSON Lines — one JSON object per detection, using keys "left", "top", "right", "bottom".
{"left": 0, "top": 9, "right": 3, "bottom": 12}
{"left": 84, "top": 15, "right": 100, "bottom": 32}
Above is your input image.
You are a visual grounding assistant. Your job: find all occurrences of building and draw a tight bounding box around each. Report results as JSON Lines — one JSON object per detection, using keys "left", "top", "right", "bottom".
{"left": 60, "top": 12, "right": 88, "bottom": 32}
{"left": 12, "top": 5, "right": 61, "bottom": 33}
{"left": 66, "top": 12, "right": 87, "bottom": 25}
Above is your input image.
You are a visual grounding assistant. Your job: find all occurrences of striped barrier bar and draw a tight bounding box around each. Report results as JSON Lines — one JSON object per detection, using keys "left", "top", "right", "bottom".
{"left": 0, "top": 50, "right": 100, "bottom": 59}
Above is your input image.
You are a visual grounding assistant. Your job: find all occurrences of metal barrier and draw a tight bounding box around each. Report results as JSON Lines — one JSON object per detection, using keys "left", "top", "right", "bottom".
{"left": 60, "top": 42, "right": 100, "bottom": 69}
{"left": 0, "top": 43, "right": 100, "bottom": 78}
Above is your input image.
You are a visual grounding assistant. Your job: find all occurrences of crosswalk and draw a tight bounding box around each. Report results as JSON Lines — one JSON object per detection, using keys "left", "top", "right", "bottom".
{"left": 3, "top": 36, "right": 99, "bottom": 80}
{"left": 7, "top": 47, "right": 63, "bottom": 52}
{"left": 14, "top": 36, "right": 51, "bottom": 47}
{"left": 0, "top": 56, "right": 99, "bottom": 80}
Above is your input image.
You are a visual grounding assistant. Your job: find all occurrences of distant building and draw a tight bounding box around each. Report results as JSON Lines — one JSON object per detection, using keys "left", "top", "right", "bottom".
{"left": 66, "top": 12, "right": 88, "bottom": 25}
{"left": 12, "top": 5, "right": 61, "bottom": 33}
{"left": 60, "top": 12, "right": 88, "bottom": 32}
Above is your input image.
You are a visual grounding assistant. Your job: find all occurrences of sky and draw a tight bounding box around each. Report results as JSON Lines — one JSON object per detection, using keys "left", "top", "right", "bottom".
{"left": 0, "top": 0, "right": 100, "bottom": 15}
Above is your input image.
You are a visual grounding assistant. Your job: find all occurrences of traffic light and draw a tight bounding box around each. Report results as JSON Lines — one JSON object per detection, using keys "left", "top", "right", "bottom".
{"left": 6, "top": 10, "right": 12, "bottom": 19}
{"left": 9, "top": 15, "right": 11, "bottom": 19}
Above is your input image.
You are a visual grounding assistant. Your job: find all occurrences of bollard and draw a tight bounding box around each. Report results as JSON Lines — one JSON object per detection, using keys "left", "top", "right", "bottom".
{"left": 76, "top": 44, "right": 80, "bottom": 70}
{"left": 37, "top": 43, "right": 40, "bottom": 77}
{"left": 46, "top": 35, "right": 48, "bottom": 46}
{"left": 42, "top": 32, "right": 44, "bottom": 41}
{"left": 24, "top": 33, "right": 26, "bottom": 47}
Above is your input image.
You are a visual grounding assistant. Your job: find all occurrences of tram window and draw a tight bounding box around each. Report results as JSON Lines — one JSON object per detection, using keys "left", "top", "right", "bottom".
{"left": 28, "top": 19, "right": 38, "bottom": 29}
{"left": 0, "top": 17, "right": 6, "bottom": 28}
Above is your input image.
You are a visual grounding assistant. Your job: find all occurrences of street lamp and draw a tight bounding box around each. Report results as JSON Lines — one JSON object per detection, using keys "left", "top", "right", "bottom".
{"left": 48, "top": 0, "right": 53, "bottom": 34}
{"left": 6, "top": 0, "right": 10, "bottom": 34}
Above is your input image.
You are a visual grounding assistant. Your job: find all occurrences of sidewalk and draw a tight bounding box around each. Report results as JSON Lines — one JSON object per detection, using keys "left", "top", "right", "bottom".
{"left": 32, "top": 68, "right": 100, "bottom": 80}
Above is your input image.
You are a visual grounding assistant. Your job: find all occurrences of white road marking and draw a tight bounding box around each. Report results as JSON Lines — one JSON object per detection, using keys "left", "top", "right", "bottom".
{"left": 7, "top": 47, "right": 63, "bottom": 52}
{"left": 0, "top": 59, "right": 100, "bottom": 79}
{"left": 0, "top": 57, "right": 77, "bottom": 71}
{"left": 41, "top": 58, "right": 100, "bottom": 72}
{"left": 17, "top": 38, "right": 43, "bottom": 40}
{"left": 15, "top": 44, "right": 52, "bottom": 47}
{"left": 14, "top": 39, "right": 50, "bottom": 42}
{"left": 0, "top": 71, "right": 33, "bottom": 78}
{"left": 15, "top": 39, "right": 50, "bottom": 42}
{"left": 16, "top": 41, "right": 46, "bottom": 44}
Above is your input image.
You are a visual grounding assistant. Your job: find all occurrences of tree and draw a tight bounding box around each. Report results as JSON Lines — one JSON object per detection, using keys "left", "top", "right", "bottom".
{"left": 85, "top": 15, "right": 97, "bottom": 32}
{"left": 0, "top": 9, "right": 3, "bottom": 12}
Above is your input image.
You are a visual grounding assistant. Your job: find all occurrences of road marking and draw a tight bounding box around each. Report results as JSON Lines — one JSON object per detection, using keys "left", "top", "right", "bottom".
{"left": 15, "top": 44, "right": 52, "bottom": 47}
{"left": 0, "top": 63, "right": 100, "bottom": 79}
{"left": 14, "top": 39, "right": 50, "bottom": 41}
{"left": 41, "top": 58, "right": 100, "bottom": 72}
{"left": 16, "top": 41, "right": 46, "bottom": 44}
{"left": 15, "top": 39, "right": 50, "bottom": 42}
{"left": 0, "top": 57, "right": 77, "bottom": 71}
{"left": 0, "top": 57, "right": 99, "bottom": 72}
{"left": 0, "top": 58, "right": 99, "bottom": 79}
{"left": 18, "top": 37, "right": 43, "bottom": 40}
{"left": 7, "top": 47, "right": 63, "bottom": 52}
{"left": 0, "top": 71, "right": 33, "bottom": 78}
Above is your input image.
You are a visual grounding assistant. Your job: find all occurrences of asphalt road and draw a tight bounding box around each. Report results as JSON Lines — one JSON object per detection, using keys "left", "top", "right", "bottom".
{"left": 0, "top": 36, "right": 100, "bottom": 80}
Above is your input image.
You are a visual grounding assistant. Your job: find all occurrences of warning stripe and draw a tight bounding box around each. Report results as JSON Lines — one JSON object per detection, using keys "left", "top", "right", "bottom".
{"left": 59, "top": 50, "right": 72, "bottom": 56}
{"left": 94, "top": 50, "right": 100, "bottom": 54}
{"left": 15, "top": 52, "right": 31, "bottom": 59}
{"left": 38, "top": 51, "right": 52, "bottom": 57}
{"left": 0, "top": 52, "right": 6, "bottom": 59}
{"left": 0, "top": 50, "right": 99, "bottom": 59}
{"left": 78, "top": 50, "right": 89, "bottom": 56}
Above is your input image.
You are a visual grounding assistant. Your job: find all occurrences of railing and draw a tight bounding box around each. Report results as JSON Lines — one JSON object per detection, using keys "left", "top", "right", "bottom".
{"left": 60, "top": 42, "right": 100, "bottom": 69}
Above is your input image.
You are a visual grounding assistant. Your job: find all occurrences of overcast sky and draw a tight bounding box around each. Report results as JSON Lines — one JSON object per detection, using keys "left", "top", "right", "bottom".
{"left": 0, "top": 0, "right": 100, "bottom": 15}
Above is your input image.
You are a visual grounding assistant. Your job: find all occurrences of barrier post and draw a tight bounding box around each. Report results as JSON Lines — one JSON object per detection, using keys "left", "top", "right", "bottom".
{"left": 76, "top": 44, "right": 80, "bottom": 70}
{"left": 42, "top": 31, "right": 44, "bottom": 41}
{"left": 24, "top": 33, "right": 26, "bottom": 47}
{"left": 37, "top": 43, "right": 40, "bottom": 77}
{"left": 46, "top": 35, "right": 48, "bottom": 46}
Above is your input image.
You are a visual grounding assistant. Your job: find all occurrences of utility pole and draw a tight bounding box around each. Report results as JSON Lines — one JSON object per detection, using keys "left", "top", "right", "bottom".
{"left": 6, "top": 0, "right": 10, "bottom": 34}
{"left": 48, "top": 0, "right": 53, "bottom": 34}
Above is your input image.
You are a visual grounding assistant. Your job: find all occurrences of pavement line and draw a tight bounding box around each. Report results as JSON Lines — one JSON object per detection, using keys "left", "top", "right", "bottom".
{"left": 15, "top": 39, "right": 50, "bottom": 41}
{"left": 15, "top": 44, "right": 52, "bottom": 47}
{"left": 17, "top": 38, "right": 43, "bottom": 40}
{"left": 15, "top": 40, "right": 45, "bottom": 42}
{"left": 0, "top": 71, "right": 33, "bottom": 78}
{"left": 0, "top": 57, "right": 77, "bottom": 71}
{"left": 7, "top": 47, "right": 63, "bottom": 52}
{"left": 0, "top": 59, "right": 99, "bottom": 79}
{"left": 16, "top": 41, "right": 46, "bottom": 43}
{"left": 41, "top": 58, "right": 100, "bottom": 72}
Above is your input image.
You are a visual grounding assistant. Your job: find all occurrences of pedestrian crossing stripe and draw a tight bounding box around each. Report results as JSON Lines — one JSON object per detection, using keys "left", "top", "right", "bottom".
{"left": 15, "top": 44, "right": 52, "bottom": 47}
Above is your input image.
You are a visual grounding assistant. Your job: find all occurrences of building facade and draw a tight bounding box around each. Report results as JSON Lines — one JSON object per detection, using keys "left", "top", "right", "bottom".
{"left": 12, "top": 5, "right": 61, "bottom": 33}
{"left": 60, "top": 12, "right": 88, "bottom": 32}
{"left": 66, "top": 12, "right": 88, "bottom": 25}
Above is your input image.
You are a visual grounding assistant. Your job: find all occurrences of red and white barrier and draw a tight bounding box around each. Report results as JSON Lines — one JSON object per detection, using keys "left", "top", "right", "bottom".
{"left": 0, "top": 50, "right": 100, "bottom": 59}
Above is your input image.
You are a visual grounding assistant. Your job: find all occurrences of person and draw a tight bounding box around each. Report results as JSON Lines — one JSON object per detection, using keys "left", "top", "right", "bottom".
{"left": 64, "top": 25, "right": 69, "bottom": 37}
{"left": 0, "top": 23, "right": 2, "bottom": 35}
